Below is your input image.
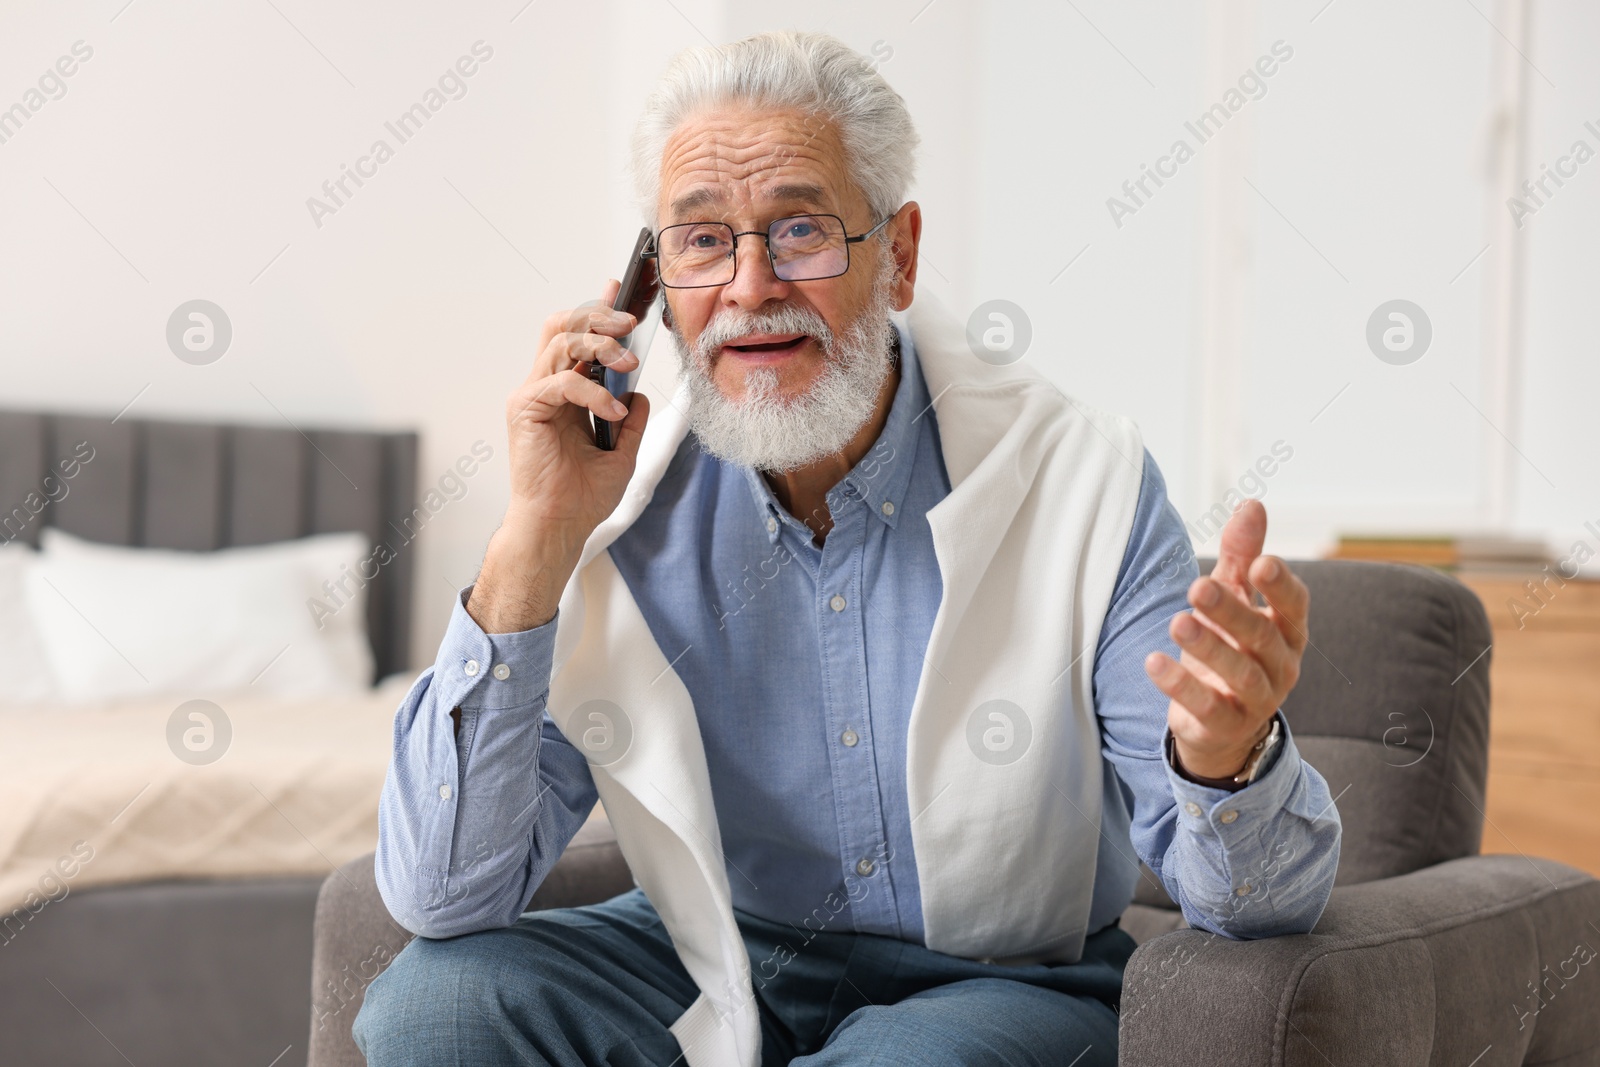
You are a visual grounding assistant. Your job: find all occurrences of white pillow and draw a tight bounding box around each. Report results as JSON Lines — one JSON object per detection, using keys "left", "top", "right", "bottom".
{"left": 26, "top": 528, "right": 376, "bottom": 703}
{"left": 0, "top": 543, "right": 60, "bottom": 704}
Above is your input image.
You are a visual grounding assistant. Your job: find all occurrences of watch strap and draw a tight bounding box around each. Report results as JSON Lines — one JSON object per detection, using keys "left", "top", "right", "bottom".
{"left": 1168, "top": 716, "right": 1282, "bottom": 791}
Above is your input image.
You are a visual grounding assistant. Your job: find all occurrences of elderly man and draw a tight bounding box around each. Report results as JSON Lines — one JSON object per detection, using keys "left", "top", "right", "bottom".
{"left": 355, "top": 29, "right": 1340, "bottom": 1067}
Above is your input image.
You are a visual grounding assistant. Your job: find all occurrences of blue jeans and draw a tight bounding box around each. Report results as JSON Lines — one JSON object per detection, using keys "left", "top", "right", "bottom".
{"left": 354, "top": 888, "right": 1133, "bottom": 1066}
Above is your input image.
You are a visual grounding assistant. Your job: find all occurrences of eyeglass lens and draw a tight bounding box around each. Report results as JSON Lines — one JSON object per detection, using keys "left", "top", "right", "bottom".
{"left": 657, "top": 214, "right": 849, "bottom": 287}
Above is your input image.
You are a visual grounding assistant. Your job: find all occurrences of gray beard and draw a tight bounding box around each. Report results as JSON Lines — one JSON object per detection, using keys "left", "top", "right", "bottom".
{"left": 670, "top": 255, "right": 897, "bottom": 474}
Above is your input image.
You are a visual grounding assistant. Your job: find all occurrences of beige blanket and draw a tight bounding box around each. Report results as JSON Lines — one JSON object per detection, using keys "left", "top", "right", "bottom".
{"left": 0, "top": 676, "right": 413, "bottom": 917}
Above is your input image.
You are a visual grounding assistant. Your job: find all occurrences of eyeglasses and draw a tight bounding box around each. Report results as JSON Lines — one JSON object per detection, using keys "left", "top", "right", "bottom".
{"left": 646, "top": 213, "right": 892, "bottom": 289}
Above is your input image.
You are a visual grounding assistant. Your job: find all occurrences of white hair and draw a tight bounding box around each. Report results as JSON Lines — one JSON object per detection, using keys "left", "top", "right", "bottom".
{"left": 630, "top": 30, "right": 919, "bottom": 228}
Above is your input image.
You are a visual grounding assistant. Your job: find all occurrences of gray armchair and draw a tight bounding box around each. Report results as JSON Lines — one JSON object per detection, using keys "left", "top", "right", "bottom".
{"left": 1115, "top": 560, "right": 1600, "bottom": 1065}
{"left": 308, "top": 561, "right": 1600, "bottom": 1066}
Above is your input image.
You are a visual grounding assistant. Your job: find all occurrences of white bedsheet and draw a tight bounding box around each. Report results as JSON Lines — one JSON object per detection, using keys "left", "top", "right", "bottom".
{"left": 0, "top": 675, "right": 415, "bottom": 915}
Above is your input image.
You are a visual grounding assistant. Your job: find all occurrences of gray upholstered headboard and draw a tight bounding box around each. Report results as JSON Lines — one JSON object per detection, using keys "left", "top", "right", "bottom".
{"left": 0, "top": 409, "right": 418, "bottom": 681}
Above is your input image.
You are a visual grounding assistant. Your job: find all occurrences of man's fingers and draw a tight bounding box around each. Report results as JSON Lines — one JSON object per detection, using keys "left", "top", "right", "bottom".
{"left": 538, "top": 283, "right": 637, "bottom": 350}
{"left": 545, "top": 331, "right": 637, "bottom": 377}
{"left": 1189, "top": 577, "right": 1275, "bottom": 653}
{"left": 1145, "top": 651, "right": 1241, "bottom": 730}
{"left": 1170, "top": 613, "right": 1274, "bottom": 712}
{"left": 608, "top": 392, "right": 651, "bottom": 462}
{"left": 1211, "top": 498, "right": 1267, "bottom": 593}
{"left": 1250, "top": 555, "right": 1311, "bottom": 652}
{"left": 517, "top": 368, "right": 629, "bottom": 425}
{"left": 522, "top": 330, "right": 636, "bottom": 390}
{"left": 1188, "top": 576, "right": 1299, "bottom": 693}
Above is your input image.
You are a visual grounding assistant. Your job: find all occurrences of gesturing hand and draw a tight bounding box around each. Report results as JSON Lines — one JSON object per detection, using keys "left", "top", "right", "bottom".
{"left": 1143, "top": 499, "right": 1310, "bottom": 782}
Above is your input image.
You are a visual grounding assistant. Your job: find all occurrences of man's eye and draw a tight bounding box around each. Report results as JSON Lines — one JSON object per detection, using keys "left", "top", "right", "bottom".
{"left": 783, "top": 222, "right": 814, "bottom": 239}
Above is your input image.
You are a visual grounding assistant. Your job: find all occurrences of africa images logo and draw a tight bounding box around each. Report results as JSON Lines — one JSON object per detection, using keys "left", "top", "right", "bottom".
{"left": 305, "top": 42, "right": 494, "bottom": 229}
{"left": 1106, "top": 41, "right": 1295, "bottom": 229}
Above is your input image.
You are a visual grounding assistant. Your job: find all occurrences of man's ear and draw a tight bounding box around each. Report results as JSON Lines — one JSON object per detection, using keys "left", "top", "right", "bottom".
{"left": 888, "top": 201, "right": 922, "bottom": 313}
{"left": 661, "top": 296, "right": 674, "bottom": 329}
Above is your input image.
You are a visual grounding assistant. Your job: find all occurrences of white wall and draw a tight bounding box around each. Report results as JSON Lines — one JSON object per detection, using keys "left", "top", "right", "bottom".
{"left": 1518, "top": 0, "right": 1600, "bottom": 554}
{"left": 1239, "top": 0, "right": 1498, "bottom": 544}
{"left": 1, "top": 0, "right": 688, "bottom": 659}
{"left": 2, "top": 0, "right": 1590, "bottom": 666}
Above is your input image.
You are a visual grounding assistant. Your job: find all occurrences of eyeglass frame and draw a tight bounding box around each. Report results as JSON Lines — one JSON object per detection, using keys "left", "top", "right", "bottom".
{"left": 642, "top": 212, "right": 895, "bottom": 289}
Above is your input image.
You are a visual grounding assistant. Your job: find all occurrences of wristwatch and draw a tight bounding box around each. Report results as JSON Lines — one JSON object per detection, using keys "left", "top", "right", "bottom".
{"left": 1167, "top": 716, "right": 1282, "bottom": 790}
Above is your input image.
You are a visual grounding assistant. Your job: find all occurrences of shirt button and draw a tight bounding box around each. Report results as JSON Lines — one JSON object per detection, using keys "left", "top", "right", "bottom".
{"left": 841, "top": 729, "right": 859, "bottom": 747}
{"left": 830, "top": 594, "right": 847, "bottom": 612}
{"left": 1235, "top": 884, "right": 1251, "bottom": 897}
{"left": 439, "top": 784, "right": 452, "bottom": 799}
{"left": 492, "top": 663, "right": 511, "bottom": 680}
{"left": 1183, "top": 802, "right": 1202, "bottom": 818}
{"left": 464, "top": 660, "right": 480, "bottom": 677}
{"left": 881, "top": 501, "right": 895, "bottom": 516}
{"left": 766, "top": 516, "right": 778, "bottom": 534}
{"left": 856, "top": 857, "right": 875, "bottom": 876}
{"left": 1219, "top": 810, "right": 1239, "bottom": 824}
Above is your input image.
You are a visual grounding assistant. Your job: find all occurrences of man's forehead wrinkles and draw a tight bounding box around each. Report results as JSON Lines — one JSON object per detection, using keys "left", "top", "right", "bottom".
{"left": 667, "top": 179, "right": 836, "bottom": 224}
{"left": 698, "top": 137, "right": 830, "bottom": 167}
{"left": 668, "top": 157, "right": 837, "bottom": 214}
{"left": 660, "top": 108, "right": 849, "bottom": 223}
{"left": 673, "top": 139, "right": 835, "bottom": 185}
{"left": 663, "top": 111, "right": 836, "bottom": 169}
{"left": 756, "top": 125, "right": 832, "bottom": 175}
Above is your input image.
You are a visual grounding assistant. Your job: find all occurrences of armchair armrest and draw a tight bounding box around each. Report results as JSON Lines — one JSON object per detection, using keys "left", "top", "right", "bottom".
{"left": 1119, "top": 856, "right": 1600, "bottom": 1066}
{"left": 306, "top": 816, "right": 632, "bottom": 1067}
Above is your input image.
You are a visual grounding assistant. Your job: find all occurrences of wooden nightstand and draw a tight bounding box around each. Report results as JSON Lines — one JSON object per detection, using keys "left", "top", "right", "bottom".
{"left": 1457, "top": 572, "right": 1600, "bottom": 876}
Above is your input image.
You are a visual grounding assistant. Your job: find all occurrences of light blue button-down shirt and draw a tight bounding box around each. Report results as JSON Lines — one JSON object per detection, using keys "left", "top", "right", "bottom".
{"left": 374, "top": 321, "right": 1341, "bottom": 944}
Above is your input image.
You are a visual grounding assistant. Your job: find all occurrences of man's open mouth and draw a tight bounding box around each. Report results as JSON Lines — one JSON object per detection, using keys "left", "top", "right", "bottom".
{"left": 723, "top": 334, "right": 809, "bottom": 356}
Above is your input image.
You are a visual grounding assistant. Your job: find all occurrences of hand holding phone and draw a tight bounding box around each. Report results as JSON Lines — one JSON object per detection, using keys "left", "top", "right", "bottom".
{"left": 467, "top": 272, "right": 652, "bottom": 635}
{"left": 588, "top": 227, "right": 662, "bottom": 450}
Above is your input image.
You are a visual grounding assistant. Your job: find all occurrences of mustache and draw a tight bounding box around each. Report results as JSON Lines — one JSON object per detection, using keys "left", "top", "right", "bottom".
{"left": 691, "top": 303, "right": 836, "bottom": 362}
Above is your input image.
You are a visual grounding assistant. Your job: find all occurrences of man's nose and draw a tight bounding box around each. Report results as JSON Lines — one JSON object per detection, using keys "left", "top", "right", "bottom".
{"left": 721, "top": 234, "right": 790, "bottom": 310}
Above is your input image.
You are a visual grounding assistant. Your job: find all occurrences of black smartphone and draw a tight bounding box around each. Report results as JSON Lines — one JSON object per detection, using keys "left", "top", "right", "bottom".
{"left": 588, "top": 227, "right": 661, "bottom": 450}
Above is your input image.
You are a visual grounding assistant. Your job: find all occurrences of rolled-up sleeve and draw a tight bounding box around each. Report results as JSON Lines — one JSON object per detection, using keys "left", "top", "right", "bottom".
{"left": 374, "top": 586, "right": 598, "bottom": 939}
{"left": 1094, "top": 450, "right": 1341, "bottom": 939}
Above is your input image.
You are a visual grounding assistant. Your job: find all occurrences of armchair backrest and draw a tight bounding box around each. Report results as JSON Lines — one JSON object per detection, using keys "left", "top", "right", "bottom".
{"left": 1282, "top": 559, "right": 1491, "bottom": 885}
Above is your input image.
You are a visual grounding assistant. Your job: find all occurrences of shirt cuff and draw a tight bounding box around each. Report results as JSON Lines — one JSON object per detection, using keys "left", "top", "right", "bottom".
{"left": 430, "top": 584, "right": 559, "bottom": 711}
{"left": 1164, "top": 712, "right": 1300, "bottom": 842}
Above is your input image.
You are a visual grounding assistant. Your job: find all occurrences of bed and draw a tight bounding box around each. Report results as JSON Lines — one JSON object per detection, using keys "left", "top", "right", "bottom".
{"left": 0, "top": 408, "right": 418, "bottom": 1067}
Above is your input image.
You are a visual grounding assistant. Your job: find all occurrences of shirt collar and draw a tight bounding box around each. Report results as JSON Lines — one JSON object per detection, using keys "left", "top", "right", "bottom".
{"left": 741, "top": 320, "right": 925, "bottom": 545}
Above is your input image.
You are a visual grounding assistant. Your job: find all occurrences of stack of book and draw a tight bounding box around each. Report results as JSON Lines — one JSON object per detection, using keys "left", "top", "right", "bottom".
{"left": 1328, "top": 535, "right": 1553, "bottom": 575}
